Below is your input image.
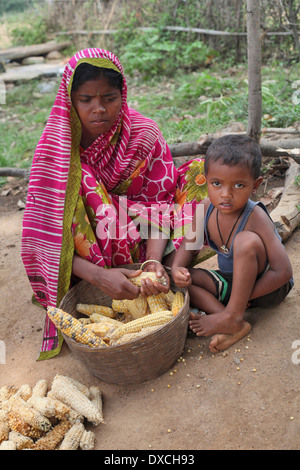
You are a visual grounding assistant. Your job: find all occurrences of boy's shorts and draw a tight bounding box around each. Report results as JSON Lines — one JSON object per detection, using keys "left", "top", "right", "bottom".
{"left": 200, "top": 269, "right": 293, "bottom": 308}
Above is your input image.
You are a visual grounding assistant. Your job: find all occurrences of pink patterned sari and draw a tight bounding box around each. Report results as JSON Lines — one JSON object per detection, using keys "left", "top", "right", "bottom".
{"left": 21, "top": 49, "right": 208, "bottom": 359}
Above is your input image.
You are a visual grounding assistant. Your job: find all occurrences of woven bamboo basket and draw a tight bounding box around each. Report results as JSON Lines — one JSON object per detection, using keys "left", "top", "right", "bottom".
{"left": 59, "top": 264, "right": 190, "bottom": 385}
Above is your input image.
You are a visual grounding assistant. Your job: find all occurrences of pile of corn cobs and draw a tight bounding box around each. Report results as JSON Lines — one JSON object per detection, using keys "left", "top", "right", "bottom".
{"left": 0, "top": 375, "right": 104, "bottom": 450}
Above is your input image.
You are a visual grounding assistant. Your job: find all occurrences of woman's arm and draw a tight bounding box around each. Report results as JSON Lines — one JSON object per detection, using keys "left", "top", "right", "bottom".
{"left": 72, "top": 254, "right": 141, "bottom": 300}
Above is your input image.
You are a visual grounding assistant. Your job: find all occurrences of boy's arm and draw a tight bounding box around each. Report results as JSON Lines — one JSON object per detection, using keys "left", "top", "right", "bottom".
{"left": 248, "top": 207, "right": 293, "bottom": 299}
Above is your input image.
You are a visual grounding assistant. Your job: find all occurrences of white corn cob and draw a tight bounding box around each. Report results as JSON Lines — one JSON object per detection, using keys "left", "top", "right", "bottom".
{"left": 0, "top": 385, "right": 18, "bottom": 404}
{"left": 164, "top": 290, "right": 175, "bottom": 308}
{"left": 8, "top": 411, "right": 46, "bottom": 440}
{"left": 47, "top": 307, "right": 108, "bottom": 348}
{"left": 0, "top": 440, "right": 16, "bottom": 450}
{"left": 60, "top": 376, "right": 91, "bottom": 398}
{"left": 3, "top": 396, "right": 51, "bottom": 432}
{"left": 110, "top": 325, "right": 161, "bottom": 345}
{"left": 110, "top": 311, "right": 173, "bottom": 340}
{"left": 89, "top": 313, "right": 123, "bottom": 327}
{"left": 0, "top": 423, "right": 9, "bottom": 444}
{"left": 126, "top": 295, "right": 149, "bottom": 319}
{"left": 33, "top": 420, "right": 72, "bottom": 451}
{"left": 59, "top": 422, "right": 85, "bottom": 450}
{"left": 129, "top": 271, "right": 167, "bottom": 286}
{"left": 31, "top": 380, "right": 48, "bottom": 398}
{"left": 8, "top": 431, "right": 34, "bottom": 450}
{"left": 28, "top": 396, "right": 70, "bottom": 421}
{"left": 47, "top": 391, "right": 84, "bottom": 424}
{"left": 147, "top": 293, "right": 169, "bottom": 314}
{"left": 76, "top": 303, "right": 117, "bottom": 318}
{"left": 50, "top": 375, "right": 102, "bottom": 426}
{"left": 79, "top": 429, "right": 95, "bottom": 450}
{"left": 78, "top": 317, "right": 92, "bottom": 325}
{"left": 89, "top": 386, "right": 104, "bottom": 424}
{"left": 171, "top": 291, "right": 185, "bottom": 316}
{"left": 14, "top": 384, "right": 32, "bottom": 401}
{"left": 0, "top": 410, "right": 9, "bottom": 424}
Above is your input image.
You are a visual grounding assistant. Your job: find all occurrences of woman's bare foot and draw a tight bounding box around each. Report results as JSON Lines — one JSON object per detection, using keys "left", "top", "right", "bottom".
{"left": 209, "top": 321, "right": 251, "bottom": 353}
{"left": 189, "top": 310, "right": 244, "bottom": 337}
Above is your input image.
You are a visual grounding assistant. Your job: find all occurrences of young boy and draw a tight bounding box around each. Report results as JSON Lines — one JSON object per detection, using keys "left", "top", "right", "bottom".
{"left": 171, "top": 134, "right": 294, "bottom": 352}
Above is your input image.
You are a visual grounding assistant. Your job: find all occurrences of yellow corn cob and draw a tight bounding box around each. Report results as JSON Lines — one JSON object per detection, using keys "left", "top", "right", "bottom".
{"left": 8, "top": 431, "right": 34, "bottom": 450}
{"left": 47, "top": 307, "right": 107, "bottom": 348}
{"left": 147, "top": 293, "right": 169, "bottom": 314}
{"left": 31, "top": 380, "right": 48, "bottom": 398}
{"left": 78, "top": 317, "right": 92, "bottom": 325}
{"left": 171, "top": 291, "right": 185, "bottom": 316}
{"left": 111, "top": 325, "right": 162, "bottom": 345}
{"left": 112, "top": 299, "right": 129, "bottom": 314}
{"left": 50, "top": 375, "right": 102, "bottom": 426}
{"left": 79, "top": 429, "right": 95, "bottom": 451}
{"left": 59, "top": 422, "right": 85, "bottom": 450}
{"left": 76, "top": 303, "right": 117, "bottom": 319}
{"left": 89, "top": 386, "right": 104, "bottom": 424}
{"left": 126, "top": 295, "right": 149, "bottom": 319}
{"left": 129, "top": 271, "right": 167, "bottom": 286}
{"left": 110, "top": 310, "right": 173, "bottom": 340}
{"left": 8, "top": 411, "right": 46, "bottom": 440}
{"left": 164, "top": 290, "right": 175, "bottom": 308}
{"left": 3, "top": 396, "right": 51, "bottom": 432}
{"left": 0, "top": 422, "right": 9, "bottom": 444}
{"left": 0, "top": 440, "right": 16, "bottom": 450}
{"left": 85, "top": 322, "right": 113, "bottom": 341}
{"left": 33, "top": 420, "right": 72, "bottom": 451}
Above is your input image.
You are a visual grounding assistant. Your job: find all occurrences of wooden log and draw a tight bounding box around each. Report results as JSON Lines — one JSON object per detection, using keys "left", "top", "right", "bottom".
{"left": 0, "top": 41, "right": 71, "bottom": 63}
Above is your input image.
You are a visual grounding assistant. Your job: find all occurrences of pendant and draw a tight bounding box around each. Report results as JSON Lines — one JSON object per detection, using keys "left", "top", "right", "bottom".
{"left": 220, "top": 245, "right": 229, "bottom": 254}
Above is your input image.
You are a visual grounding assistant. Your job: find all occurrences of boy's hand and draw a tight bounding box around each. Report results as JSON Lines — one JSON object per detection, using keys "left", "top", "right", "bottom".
{"left": 171, "top": 267, "right": 191, "bottom": 287}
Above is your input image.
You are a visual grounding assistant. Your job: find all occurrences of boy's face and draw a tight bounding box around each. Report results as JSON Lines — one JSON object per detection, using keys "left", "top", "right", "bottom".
{"left": 206, "top": 160, "right": 262, "bottom": 215}
{"left": 71, "top": 77, "right": 122, "bottom": 144}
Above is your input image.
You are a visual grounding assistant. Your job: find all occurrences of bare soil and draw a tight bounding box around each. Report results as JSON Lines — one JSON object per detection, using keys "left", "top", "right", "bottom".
{"left": 0, "top": 181, "right": 299, "bottom": 451}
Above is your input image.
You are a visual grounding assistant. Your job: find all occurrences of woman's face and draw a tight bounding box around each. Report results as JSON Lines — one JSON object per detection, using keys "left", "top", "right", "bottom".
{"left": 71, "top": 76, "right": 122, "bottom": 148}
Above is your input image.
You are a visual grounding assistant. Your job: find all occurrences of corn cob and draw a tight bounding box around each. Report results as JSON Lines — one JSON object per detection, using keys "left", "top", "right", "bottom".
{"left": 79, "top": 429, "right": 95, "bottom": 450}
{"left": 76, "top": 303, "right": 117, "bottom": 319}
{"left": 85, "top": 322, "right": 113, "bottom": 341}
{"left": 126, "top": 295, "right": 149, "bottom": 319}
{"left": 110, "top": 310, "right": 173, "bottom": 340}
{"left": 110, "top": 325, "right": 161, "bottom": 345}
{"left": 0, "top": 385, "right": 18, "bottom": 404}
{"left": 33, "top": 420, "right": 72, "bottom": 451}
{"left": 0, "top": 423, "right": 9, "bottom": 444}
{"left": 50, "top": 375, "right": 102, "bottom": 426}
{"left": 14, "top": 384, "right": 32, "bottom": 401}
{"left": 171, "top": 291, "right": 185, "bottom": 316}
{"left": 89, "top": 312, "right": 123, "bottom": 327}
{"left": 112, "top": 299, "right": 129, "bottom": 314}
{"left": 47, "top": 307, "right": 107, "bottom": 348}
{"left": 0, "top": 440, "right": 16, "bottom": 450}
{"left": 8, "top": 411, "right": 46, "bottom": 440}
{"left": 89, "top": 386, "right": 104, "bottom": 424}
{"left": 59, "top": 422, "right": 85, "bottom": 450}
{"left": 129, "top": 271, "right": 167, "bottom": 286}
{"left": 47, "top": 391, "right": 84, "bottom": 424}
{"left": 60, "top": 376, "right": 91, "bottom": 398}
{"left": 28, "top": 396, "right": 70, "bottom": 421}
{"left": 0, "top": 410, "right": 8, "bottom": 424}
{"left": 147, "top": 293, "right": 169, "bottom": 314}
{"left": 8, "top": 431, "right": 34, "bottom": 450}
{"left": 31, "top": 379, "right": 48, "bottom": 398}
{"left": 3, "top": 396, "right": 51, "bottom": 432}
{"left": 78, "top": 317, "right": 92, "bottom": 325}
{"left": 164, "top": 290, "right": 175, "bottom": 308}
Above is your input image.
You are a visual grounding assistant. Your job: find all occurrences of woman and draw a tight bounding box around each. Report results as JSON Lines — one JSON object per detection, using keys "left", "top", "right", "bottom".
{"left": 21, "top": 48, "right": 208, "bottom": 359}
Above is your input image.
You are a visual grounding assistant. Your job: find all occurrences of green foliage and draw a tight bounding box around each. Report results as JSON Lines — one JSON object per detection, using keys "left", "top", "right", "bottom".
{"left": 119, "top": 30, "right": 216, "bottom": 79}
{"left": 0, "top": 0, "right": 33, "bottom": 16}
{"left": 11, "top": 16, "right": 48, "bottom": 46}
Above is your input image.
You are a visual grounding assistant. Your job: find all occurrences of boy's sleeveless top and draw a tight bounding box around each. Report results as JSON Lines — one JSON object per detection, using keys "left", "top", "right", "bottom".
{"left": 204, "top": 199, "right": 282, "bottom": 274}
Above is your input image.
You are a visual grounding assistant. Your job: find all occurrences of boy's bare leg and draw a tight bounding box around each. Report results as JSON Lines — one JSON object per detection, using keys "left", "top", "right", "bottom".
{"left": 190, "top": 231, "right": 267, "bottom": 345}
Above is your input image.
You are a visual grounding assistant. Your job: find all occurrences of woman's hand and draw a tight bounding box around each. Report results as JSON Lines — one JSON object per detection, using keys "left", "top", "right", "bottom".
{"left": 92, "top": 267, "right": 142, "bottom": 300}
{"left": 171, "top": 266, "right": 191, "bottom": 287}
{"left": 139, "top": 261, "right": 170, "bottom": 297}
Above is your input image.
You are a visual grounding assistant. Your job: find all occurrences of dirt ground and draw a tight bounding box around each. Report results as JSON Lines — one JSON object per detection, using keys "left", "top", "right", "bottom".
{"left": 0, "top": 194, "right": 299, "bottom": 452}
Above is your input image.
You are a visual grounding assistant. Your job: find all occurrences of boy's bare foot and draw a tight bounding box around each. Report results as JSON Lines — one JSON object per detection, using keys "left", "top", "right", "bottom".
{"left": 209, "top": 321, "right": 251, "bottom": 353}
{"left": 189, "top": 310, "right": 244, "bottom": 337}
